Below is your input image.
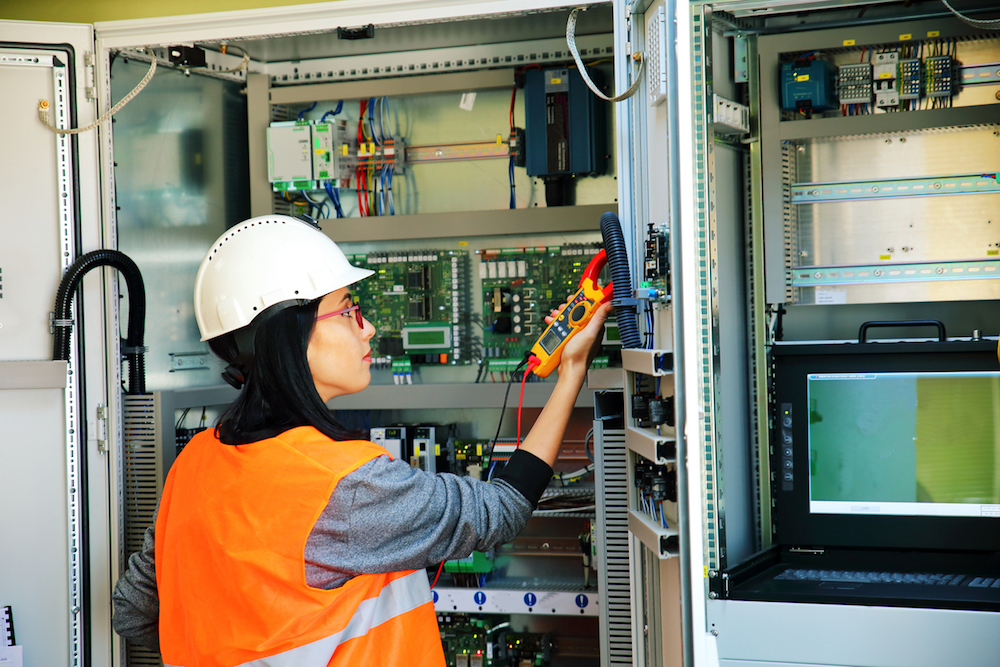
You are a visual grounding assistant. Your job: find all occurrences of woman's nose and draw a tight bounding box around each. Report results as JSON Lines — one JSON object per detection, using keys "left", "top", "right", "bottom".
{"left": 362, "top": 317, "right": 376, "bottom": 340}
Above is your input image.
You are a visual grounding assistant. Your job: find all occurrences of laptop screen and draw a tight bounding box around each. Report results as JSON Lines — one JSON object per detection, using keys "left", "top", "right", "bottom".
{"left": 807, "top": 371, "right": 1000, "bottom": 520}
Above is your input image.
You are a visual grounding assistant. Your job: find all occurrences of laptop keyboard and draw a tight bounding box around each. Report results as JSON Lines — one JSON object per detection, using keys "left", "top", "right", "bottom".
{"left": 775, "top": 568, "right": 1000, "bottom": 588}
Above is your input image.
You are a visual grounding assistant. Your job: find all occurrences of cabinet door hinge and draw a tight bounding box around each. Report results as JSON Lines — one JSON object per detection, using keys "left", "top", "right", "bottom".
{"left": 84, "top": 51, "right": 97, "bottom": 100}
{"left": 96, "top": 404, "right": 109, "bottom": 452}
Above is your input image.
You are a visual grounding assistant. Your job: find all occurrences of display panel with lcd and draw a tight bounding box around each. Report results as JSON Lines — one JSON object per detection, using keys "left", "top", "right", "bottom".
{"left": 807, "top": 371, "right": 1000, "bottom": 520}
{"left": 771, "top": 340, "right": 1000, "bottom": 553}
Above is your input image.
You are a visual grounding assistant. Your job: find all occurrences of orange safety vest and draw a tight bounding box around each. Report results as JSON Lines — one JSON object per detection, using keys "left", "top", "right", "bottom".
{"left": 155, "top": 425, "right": 446, "bottom": 667}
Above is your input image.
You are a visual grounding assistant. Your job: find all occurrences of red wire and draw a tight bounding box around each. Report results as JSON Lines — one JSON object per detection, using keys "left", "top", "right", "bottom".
{"left": 517, "top": 358, "right": 539, "bottom": 447}
{"left": 430, "top": 560, "right": 446, "bottom": 589}
{"left": 509, "top": 86, "right": 516, "bottom": 132}
{"left": 356, "top": 168, "right": 366, "bottom": 216}
{"left": 357, "top": 100, "right": 369, "bottom": 216}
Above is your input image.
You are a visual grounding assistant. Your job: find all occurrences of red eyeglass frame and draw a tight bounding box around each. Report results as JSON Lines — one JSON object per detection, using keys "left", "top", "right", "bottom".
{"left": 315, "top": 303, "right": 364, "bottom": 328}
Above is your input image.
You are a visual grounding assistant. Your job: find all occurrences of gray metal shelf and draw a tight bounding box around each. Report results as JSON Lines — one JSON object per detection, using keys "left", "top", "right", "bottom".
{"left": 330, "top": 382, "right": 595, "bottom": 409}
{"left": 0, "top": 361, "right": 68, "bottom": 389}
{"left": 160, "top": 381, "right": 594, "bottom": 411}
{"left": 778, "top": 104, "right": 1000, "bottom": 141}
{"left": 317, "top": 203, "right": 618, "bottom": 243}
{"left": 628, "top": 510, "right": 679, "bottom": 560}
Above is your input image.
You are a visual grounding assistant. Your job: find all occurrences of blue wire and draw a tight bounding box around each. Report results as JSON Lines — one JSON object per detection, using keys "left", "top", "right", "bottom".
{"left": 299, "top": 190, "right": 321, "bottom": 217}
{"left": 387, "top": 168, "right": 394, "bottom": 215}
{"left": 323, "top": 182, "right": 344, "bottom": 218}
{"left": 378, "top": 166, "right": 387, "bottom": 216}
{"left": 319, "top": 102, "right": 343, "bottom": 123}
{"left": 645, "top": 305, "right": 655, "bottom": 349}
{"left": 368, "top": 98, "right": 379, "bottom": 145}
{"left": 297, "top": 101, "right": 317, "bottom": 121}
{"left": 508, "top": 155, "right": 516, "bottom": 209}
{"left": 378, "top": 96, "right": 387, "bottom": 144}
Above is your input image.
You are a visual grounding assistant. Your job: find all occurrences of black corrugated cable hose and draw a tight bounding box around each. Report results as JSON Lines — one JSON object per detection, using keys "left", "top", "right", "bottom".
{"left": 600, "top": 212, "right": 642, "bottom": 349}
{"left": 52, "top": 249, "right": 147, "bottom": 394}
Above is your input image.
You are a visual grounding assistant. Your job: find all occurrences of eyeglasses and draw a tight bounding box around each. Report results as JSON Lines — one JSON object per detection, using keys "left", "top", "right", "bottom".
{"left": 315, "top": 303, "right": 364, "bottom": 329}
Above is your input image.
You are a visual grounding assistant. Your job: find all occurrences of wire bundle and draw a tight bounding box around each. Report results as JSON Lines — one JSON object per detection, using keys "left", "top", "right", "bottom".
{"left": 355, "top": 97, "right": 396, "bottom": 217}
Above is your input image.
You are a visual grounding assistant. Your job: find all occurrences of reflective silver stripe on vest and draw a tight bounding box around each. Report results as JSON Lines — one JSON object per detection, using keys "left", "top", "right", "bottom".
{"left": 226, "top": 570, "right": 432, "bottom": 667}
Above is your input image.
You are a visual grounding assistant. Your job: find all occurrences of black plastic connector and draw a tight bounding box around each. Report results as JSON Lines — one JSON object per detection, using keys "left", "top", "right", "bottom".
{"left": 338, "top": 24, "right": 375, "bottom": 40}
{"left": 168, "top": 45, "right": 207, "bottom": 68}
{"left": 509, "top": 127, "right": 526, "bottom": 168}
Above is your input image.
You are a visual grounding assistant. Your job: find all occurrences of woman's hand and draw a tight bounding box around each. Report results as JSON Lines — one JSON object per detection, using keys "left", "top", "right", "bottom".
{"left": 544, "top": 301, "right": 614, "bottom": 380}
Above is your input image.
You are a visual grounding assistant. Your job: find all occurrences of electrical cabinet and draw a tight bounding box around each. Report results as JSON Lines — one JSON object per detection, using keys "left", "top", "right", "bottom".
{"left": 0, "top": 3, "right": 636, "bottom": 667}
{"left": 4, "top": 0, "right": 1000, "bottom": 666}
{"left": 656, "top": 1, "right": 1000, "bottom": 666}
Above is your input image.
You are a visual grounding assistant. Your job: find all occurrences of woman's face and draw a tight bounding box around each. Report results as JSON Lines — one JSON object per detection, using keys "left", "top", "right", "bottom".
{"left": 307, "top": 287, "right": 376, "bottom": 402}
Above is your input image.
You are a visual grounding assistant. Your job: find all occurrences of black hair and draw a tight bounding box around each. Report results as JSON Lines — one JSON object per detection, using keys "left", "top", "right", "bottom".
{"left": 209, "top": 299, "right": 366, "bottom": 445}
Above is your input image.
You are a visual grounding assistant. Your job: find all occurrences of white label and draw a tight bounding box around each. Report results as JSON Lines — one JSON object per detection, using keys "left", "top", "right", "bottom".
{"left": 815, "top": 288, "right": 847, "bottom": 304}
{"left": 459, "top": 92, "right": 477, "bottom": 111}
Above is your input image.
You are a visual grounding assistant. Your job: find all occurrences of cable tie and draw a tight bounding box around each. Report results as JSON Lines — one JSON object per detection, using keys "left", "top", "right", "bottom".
{"left": 611, "top": 296, "right": 642, "bottom": 308}
{"left": 50, "top": 315, "right": 75, "bottom": 333}
{"left": 121, "top": 346, "right": 149, "bottom": 355}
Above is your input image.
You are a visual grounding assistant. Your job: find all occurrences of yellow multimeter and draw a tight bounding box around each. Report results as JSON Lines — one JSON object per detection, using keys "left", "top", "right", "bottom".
{"left": 529, "top": 250, "right": 614, "bottom": 378}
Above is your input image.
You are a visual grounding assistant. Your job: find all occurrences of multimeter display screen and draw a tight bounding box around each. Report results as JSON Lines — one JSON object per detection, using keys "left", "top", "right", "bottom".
{"left": 540, "top": 329, "right": 562, "bottom": 354}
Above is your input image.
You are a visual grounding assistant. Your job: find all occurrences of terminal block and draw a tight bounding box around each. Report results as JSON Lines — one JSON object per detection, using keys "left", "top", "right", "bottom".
{"left": 312, "top": 120, "right": 356, "bottom": 186}
{"left": 838, "top": 62, "right": 873, "bottom": 104}
{"left": 711, "top": 94, "right": 750, "bottom": 135}
{"left": 899, "top": 58, "right": 923, "bottom": 100}
{"left": 644, "top": 223, "right": 669, "bottom": 281}
{"left": 926, "top": 55, "right": 954, "bottom": 97}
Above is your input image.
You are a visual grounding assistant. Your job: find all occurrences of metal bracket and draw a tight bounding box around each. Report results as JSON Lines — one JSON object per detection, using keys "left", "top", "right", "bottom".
{"left": 790, "top": 260, "right": 1000, "bottom": 287}
{"left": 791, "top": 173, "right": 1000, "bottom": 203}
{"left": 169, "top": 351, "right": 209, "bottom": 372}
{"left": 84, "top": 51, "right": 97, "bottom": 100}
{"left": 612, "top": 296, "right": 642, "bottom": 308}
{"left": 96, "top": 405, "right": 108, "bottom": 452}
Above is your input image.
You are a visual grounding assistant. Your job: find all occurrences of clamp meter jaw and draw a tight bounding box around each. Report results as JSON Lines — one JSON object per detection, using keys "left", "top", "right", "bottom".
{"left": 529, "top": 249, "right": 613, "bottom": 378}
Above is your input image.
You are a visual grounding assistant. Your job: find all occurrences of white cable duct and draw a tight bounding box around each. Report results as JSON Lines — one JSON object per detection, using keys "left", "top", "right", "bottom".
{"left": 566, "top": 6, "right": 644, "bottom": 102}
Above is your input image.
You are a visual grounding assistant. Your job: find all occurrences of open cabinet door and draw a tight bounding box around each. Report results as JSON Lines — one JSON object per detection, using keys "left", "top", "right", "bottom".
{"left": 0, "top": 20, "right": 113, "bottom": 667}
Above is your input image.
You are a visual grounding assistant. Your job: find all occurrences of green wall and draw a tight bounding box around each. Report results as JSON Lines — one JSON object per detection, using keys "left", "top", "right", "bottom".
{"left": 0, "top": 0, "right": 335, "bottom": 24}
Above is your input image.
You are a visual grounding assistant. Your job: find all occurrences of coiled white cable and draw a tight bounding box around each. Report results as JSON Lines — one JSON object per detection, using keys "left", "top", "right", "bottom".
{"left": 941, "top": 0, "right": 1000, "bottom": 29}
{"left": 38, "top": 46, "right": 158, "bottom": 135}
{"left": 566, "top": 6, "right": 644, "bottom": 102}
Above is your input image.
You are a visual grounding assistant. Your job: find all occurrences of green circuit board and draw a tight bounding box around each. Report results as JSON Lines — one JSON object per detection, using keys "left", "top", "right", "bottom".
{"left": 347, "top": 250, "right": 471, "bottom": 365}
{"left": 477, "top": 242, "right": 615, "bottom": 363}
{"left": 438, "top": 614, "right": 493, "bottom": 667}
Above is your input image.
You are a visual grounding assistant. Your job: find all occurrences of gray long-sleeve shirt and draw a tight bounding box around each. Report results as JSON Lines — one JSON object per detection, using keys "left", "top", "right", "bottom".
{"left": 111, "top": 446, "right": 552, "bottom": 652}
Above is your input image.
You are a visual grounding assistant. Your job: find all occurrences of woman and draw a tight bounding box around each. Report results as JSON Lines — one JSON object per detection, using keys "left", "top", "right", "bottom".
{"left": 112, "top": 215, "right": 611, "bottom": 667}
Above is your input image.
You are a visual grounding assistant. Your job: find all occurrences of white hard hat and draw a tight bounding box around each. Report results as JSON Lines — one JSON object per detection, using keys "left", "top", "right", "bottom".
{"left": 194, "top": 215, "right": 373, "bottom": 341}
